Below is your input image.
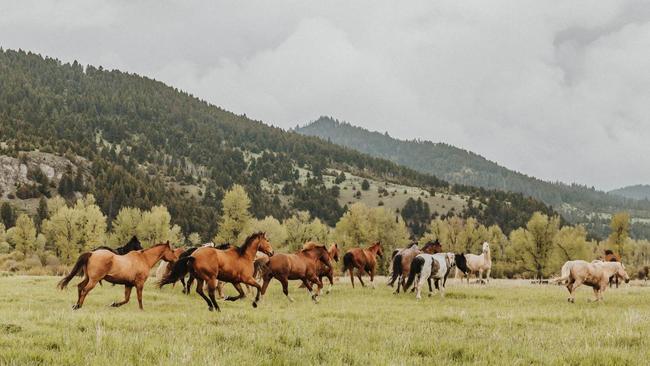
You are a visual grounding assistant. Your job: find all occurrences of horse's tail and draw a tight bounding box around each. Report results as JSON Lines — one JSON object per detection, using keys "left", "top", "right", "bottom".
{"left": 253, "top": 257, "right": 269, "bottom": 279}
{"left": 57, "top": 252, "right": 91, "bottom": 289}
{"left": 342, "top": 252, "right": 354, "bottom": 272}
{"left": 404, "top": 256, "right": 425, "bottom": 291}
{"left": 551, "top": 262, "right": 572, "bottom": 284}
{"left": 388, "top": 254, "right": 403, "bottom": 286}
{"left": 159, "top": 256, "right": 194, "bottom": 288}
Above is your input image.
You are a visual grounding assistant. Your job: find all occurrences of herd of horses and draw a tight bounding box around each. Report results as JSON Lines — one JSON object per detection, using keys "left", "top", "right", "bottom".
{"left": 56, "top": 233, "right": 634, "bottom": 311}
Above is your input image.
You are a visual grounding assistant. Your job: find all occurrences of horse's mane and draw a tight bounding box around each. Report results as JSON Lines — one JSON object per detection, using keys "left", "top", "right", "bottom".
{"left": 302, "top": 242, "right": 326, "bottom": 252}
{"left": 215, "top": 243, "right": 232, "bottom": 250}
{"left": 239, "top": 232, "right": 265, "bottom": 255}
{"left": 368, "top": 242, "right": 381, "bottom": 249}
{"left": 604, "top": 249, "right": 614, "bottom": 255}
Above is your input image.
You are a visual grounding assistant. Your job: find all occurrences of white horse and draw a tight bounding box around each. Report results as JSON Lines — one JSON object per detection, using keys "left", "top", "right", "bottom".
{"left": 404, "top": 252, "right": 456, "bottom": 299}
{"left": 459, "top": 241, "right": 491, "bottom": 284}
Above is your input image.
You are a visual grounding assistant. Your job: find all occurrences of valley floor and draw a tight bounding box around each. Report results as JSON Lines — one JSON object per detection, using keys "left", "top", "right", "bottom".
{"left": 1, "top": 276, "right": 649, "bottom": 365}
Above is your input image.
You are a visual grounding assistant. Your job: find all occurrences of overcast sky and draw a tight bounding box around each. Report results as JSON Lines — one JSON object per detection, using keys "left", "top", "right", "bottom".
{"left": 2, "top": 1, "right": 649, "bottom": 190}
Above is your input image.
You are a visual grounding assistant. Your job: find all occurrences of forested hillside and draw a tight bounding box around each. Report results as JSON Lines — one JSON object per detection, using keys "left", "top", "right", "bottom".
{"left": 0, "top": 49, "right": 556, "bottom": 240}
{"left": 297, "top": 117, "right": 650, "bottom": 239}
{"left": 610, "top": 185, "right": 650, "bottom": 201}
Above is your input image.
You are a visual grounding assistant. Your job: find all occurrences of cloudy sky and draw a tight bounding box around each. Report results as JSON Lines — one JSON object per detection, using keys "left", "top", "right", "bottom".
{"left": 2, "top": 1, "right": 649, "bottom": 190}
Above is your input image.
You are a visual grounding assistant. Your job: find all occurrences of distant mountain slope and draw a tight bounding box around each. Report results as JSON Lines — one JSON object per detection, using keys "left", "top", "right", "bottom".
{"left": 0, "top": 49, "right": 558, "bottom": 238}
{"left": 610, "top": 185, "right": 650, "bottom": 201}
{"left": 296, "top": 117, "right": 650, "bottom": 239}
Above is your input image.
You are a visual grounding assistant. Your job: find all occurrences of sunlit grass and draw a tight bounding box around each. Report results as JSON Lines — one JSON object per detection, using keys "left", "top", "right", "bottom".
{"left": 1, "top": 276, "right": 649, "bottom": 365}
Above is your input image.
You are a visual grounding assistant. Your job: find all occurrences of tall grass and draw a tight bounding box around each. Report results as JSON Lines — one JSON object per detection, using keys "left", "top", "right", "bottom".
{"left": 0, "top": 276, "right": 648, "bottom": 365}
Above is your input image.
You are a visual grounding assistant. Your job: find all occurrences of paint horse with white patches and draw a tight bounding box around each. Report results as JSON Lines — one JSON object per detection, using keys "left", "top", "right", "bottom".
{"left": 403, "top": 252, "right": 456, "bottom": 299}
{"left": 459, "top": 241, "right": 492, "bottom": 284}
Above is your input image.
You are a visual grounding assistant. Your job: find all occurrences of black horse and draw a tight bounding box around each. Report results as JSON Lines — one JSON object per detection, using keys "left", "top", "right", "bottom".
{"left": 93, "top": 236, "right": 143, "bottom": 255}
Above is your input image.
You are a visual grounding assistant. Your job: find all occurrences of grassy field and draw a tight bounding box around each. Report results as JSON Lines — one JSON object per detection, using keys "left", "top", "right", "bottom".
{"left": 1, "top": 276, "right": 649, "bottom": 365}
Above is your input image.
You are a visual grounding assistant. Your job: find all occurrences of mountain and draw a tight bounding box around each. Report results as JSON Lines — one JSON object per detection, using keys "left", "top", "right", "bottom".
{"left": 0, "top": 49, "right": 557, "bottom": 239}
{"left": 296, "top": 117, "right": 650, "bottom": 239}
{"left": 610, "top": 185, "right": 650, "bottom": 201}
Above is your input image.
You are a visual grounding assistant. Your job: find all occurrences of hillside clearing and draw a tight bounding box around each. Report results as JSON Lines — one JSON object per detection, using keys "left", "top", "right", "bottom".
{"left": 1, "top": 276, "right": 649, "bottom": 365}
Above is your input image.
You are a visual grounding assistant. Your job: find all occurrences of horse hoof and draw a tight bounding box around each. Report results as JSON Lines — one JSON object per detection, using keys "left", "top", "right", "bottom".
{"left": 252, "top": 302, "right": 258, "bottom": 308}
{"left": 71, "top": 304, "right": 80, "bottom": 310}
{"left": 428, "top": 293, "right": 432, "bottom": 297}
{"left": 208, "top": 307, "right": 214, "bottom": 312}
{"left": 110, "top": 302, "right": 118, "bottom": 307}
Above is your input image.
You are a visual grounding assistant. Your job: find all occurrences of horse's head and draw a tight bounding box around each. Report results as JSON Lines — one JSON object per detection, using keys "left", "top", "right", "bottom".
{"left": 372, "top": 242, "right": 383, "bottom": 258}
{"left": 329, "top": 243, "right": 340, "bottom": 262}
{"left": 128, "top": 236, "right": 143, "bottom": 251}
{"left": 160, "top": 241, "right": 179, "bottom": 262}
{"left": 255, "top": 232, "right": 274, "bottom": 257}
{"left": 616, "top": 263, "right": 630, "bottom": 283}
{"left": 482, "top": 242, "right": 490, "bottom": 254}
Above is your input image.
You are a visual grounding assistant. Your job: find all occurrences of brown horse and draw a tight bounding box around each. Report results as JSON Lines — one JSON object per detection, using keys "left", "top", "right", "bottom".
{"left": 300, "top": 242, "right": 340, "bottom": 294}
{"left": 159, "top": 232, "right": 273, "bottom": 312}
{"left": 389, "top": 241, "right": 439, "bottom": 293}
{"left": 258, "top": 245, "right": 332, "bottom": 303}
{"left": 58, "top": 242, "right": 178, "bottom": 310}
{"left": 341, "top": 242, "right": 384, "bottom": 288}
{"left": 156, "top": 247, "right": 188, "bottom": 284}
{"left": 604, "top": 250, "right": 622, "bottom": 288}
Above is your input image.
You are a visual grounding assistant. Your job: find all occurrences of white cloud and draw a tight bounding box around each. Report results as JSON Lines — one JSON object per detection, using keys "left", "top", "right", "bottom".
{"left": 1, "top": 0, "right": 649, "bottom": 190}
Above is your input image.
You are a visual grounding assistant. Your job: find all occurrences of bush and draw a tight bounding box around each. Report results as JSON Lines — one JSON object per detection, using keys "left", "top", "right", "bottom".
{"left": 0, "top": 242, "right": 10, "bottom": 254}
{"left": 361, "top": 179, "right": 370, "bottom": 191}
{"left": 24, "top": 255, "right": 43, "bottom": 269}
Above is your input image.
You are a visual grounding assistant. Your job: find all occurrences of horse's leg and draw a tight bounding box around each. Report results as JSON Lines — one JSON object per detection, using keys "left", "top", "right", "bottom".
{"left": 226, "top": 283, "right": 246, "bottom": 301}
{"left": 279, "top": 276, "right": 294, "bottom": 303}
{"left": 216, "top": 281, "right": 226, "bottom": 299}
{"left": 349, "top": 268, "right": 355, "bottom": 288}
{"left": 478, "top": 269, "right": 484, "bottom": 284}
{"left": 76, "top": 276, "right": 89, "bottom": 304}
{"left": 415, "top": 275, "right": 424, "bottom": 300}
{"left": 238, "top": 276, "right": 262, "bottom": 308}
{"left": 135, "top": 283, "right": 144, "bottom": 310}
{"left": 394, "top": 274, "right": 402, "bottom": 294}
{"left": 179, "top": 276, "right": 186, "bottom": 293}
{"left": 567, "top": 280, "right": 580, "bottom": 303}
{"left": 185, "top": 273, "right": 195, "bottom": 295}
{"left": 206, "top": 277, "right": 221, "bottom": 312}
{"left": 111, "top": 285, "right": 133, "bottom": 307}
{"left": 356, "top": 268, "right": 366, "bottom": 287}
{"left": 325, "top": 273, "right": 334, "bottom": 294}
{"left": 486, "top": 268, "right": 491, "bottom": 284}
{"left": 74, "top": 278, "right": 98, "bottom": 310}
{"left": 302, "top": 276, "right": 320, "bottom": 303}
{"left": 427, "top": 278, "right": 433, "bottom": 297}
{"left": 369, "top": 268, "right": 376, "bottom": 289}
{"left": 195, "top": 278, "right": 214, "bottom": 311}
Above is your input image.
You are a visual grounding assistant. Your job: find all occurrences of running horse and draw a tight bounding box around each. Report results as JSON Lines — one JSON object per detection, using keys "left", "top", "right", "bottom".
{"left": 159, "top": 232, "right": 274, "bottom": 312}
{"left": 554, "top": 260, "right": 629, "bottom": 302}
{"left": 300, "top": 242, "right": 340, "bottom": 294}
{"left": 58, "top": 242, "right": 178, "bottom": 310}
{"left": 341, "top": 242, "right": 383, "bottom": 288}
{"left": 389, "top": 240, "right": 440, "bottom": 293}
{"left": 258, "top": 244, "right": 333, "bottom": 304}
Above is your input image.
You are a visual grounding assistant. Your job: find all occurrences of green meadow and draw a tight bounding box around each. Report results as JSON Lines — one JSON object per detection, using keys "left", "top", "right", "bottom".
{"left": 1, "top": 276, "right": 649, "bottom": 365}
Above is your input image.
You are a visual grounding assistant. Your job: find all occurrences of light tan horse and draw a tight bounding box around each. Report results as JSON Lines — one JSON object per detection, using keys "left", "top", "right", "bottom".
{"left": 554, "top": 260, "right": 629, "bottom": 302}
{"left": 58, "top": 242, "right": 179, "bottom": 310}
{"left": 458, "top": 241, "right": 491, "bottom": 284}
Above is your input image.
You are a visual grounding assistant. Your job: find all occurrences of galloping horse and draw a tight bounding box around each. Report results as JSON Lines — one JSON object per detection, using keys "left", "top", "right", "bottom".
{"left": 93, "top": 236, "right": 143, "bottom": 255}
{"left": 58, "top": 242, "right": 178, "bottom": 310}
{"left": 404, "top": 252, "right": 456, "bottom": 299}
{"left": 459, "top": 242, "right": 492, "bottom": 284}
{"left": 555, "top": 260, "right": 629, "bottom": 302}
{"left": 342, "top": 242, "right": 383, "bottom": 288}
{"left": 159, "top": 232, "right": 273, "bottom": 312}
{"left": 299, "top": 242, "right": 340, "bottom": 294}
{"left": 389, "top": 241, "right": 439, "bottom": 293}
{"left": 155, "top": 247, "right": 188, "bottom": 282}
{"left": 259, "top": 245, "right": 332, "bottom": 303}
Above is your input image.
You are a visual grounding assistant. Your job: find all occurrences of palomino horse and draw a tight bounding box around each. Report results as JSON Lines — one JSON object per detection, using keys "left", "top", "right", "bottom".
{"left": 342, "top": 242, "right": 383, "bottom": 288}
{"left": 459, "top": 241, "right": 492, "bottom": 284}
{"left": 300, "top": 242, "right": 340, "bottom": 294}
{"left": 404, "top": 252, "right": 456, "bottom": 299}
{"left": 159, "top": 232, "right": 273, "bottom": 312}
{"left": 258, "top": 245, "right": 332, "bottom": 303}
{"left": 58, "top": 242, "right": 178, "bottom": 310}
{"left": 555, "top": 260, "right": 629, "bottom": 302}
{"left": 93, "top": 236, "right": 143, "bottom": 254}
{"left": 389, "top": 241, "right": 439, "bottom": 293}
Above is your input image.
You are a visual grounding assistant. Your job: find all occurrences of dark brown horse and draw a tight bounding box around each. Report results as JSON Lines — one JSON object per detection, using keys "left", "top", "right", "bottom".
{"left": 58, "top": 242, "right": 178, "bottom": 310}
{"left": 258, "top": 245, "right": 332, "bottom": 303}
{"left": 341, "top": 242, "right": 383, "bottom": 288}
{"left": 604, "top": 250, "right": 622, "bottom": 288}
{"left": 300, "top": 242, "right": 340, "bottom": 294}
{"left": 159, "top": 232, "right": 273, "bottom": 312}
{"left": 389, "top": 240, "right": 439, "bottom": 293}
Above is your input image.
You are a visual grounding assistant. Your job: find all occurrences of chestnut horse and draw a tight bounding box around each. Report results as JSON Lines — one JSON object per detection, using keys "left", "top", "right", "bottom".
{"left": 258, "top": 245, "right": 332, "bottom": 304}
{"left": 341, "top": 242, "right": 384, "bottom": 288}
{"left": 300, "top": 242, "right": 340, "bottom": 294}
{"left": 159, "top": 232, "right": 273, "bottom": 312}
{"left": 58, "top": 242, "right": 178, "bottom": 310}
{"left": 389, "top": 240, "right": 439, "bottom": 293}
